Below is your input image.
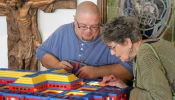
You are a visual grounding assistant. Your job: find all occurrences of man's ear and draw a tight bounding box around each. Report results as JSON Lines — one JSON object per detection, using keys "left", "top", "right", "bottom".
{"left": 73, "top": 15, "right": 76, "bottom": 22}
{"left": 125, "top": 38, "right": 132, "bottom": 48}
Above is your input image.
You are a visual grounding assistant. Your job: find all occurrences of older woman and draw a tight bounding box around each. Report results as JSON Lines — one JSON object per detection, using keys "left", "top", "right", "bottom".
{"left": 100, "top": 16, "right": 175, "bottom": 100}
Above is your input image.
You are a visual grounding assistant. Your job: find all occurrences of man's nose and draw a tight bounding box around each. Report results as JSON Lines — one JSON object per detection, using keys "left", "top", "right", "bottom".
{"left": 86, "top": 27, "right": 92, "bottom": 32}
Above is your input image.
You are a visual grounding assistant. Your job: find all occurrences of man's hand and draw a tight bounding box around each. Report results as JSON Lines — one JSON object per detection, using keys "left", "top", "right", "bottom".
{"left": 75, "top": 66, "right": 99, "bottom": 78}
{"left": 101, "top": 75, "right": 128, "bottom": 88}
{"left": 58, "top": 61, "right": 73, "bottom": 72}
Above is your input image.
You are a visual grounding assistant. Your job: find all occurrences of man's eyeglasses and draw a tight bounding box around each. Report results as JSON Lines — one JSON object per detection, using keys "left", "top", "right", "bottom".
{"left": 77, "top": 21, "right": 100, "bottom": 30}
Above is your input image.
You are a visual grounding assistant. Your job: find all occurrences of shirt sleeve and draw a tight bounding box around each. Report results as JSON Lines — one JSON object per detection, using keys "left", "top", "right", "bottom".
{"left": 36, "top": 27, "right": 63, "bottom": 61}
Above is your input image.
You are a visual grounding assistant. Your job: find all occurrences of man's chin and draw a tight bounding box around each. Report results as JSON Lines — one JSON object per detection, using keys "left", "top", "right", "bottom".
{"left": 82, "top": 37, "right": 94, "bottom": 42}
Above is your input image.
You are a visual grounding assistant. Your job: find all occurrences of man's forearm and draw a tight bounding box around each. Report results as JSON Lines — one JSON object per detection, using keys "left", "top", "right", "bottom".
{"left": 98, "top": 64, "right": 133, "bottom": 79}
{"left": 41, "top": 53, "right": 60, "bottom": 69}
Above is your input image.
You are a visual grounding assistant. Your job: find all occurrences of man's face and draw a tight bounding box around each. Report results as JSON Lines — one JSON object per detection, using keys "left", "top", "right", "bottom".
{"left": 74, "top": 13, "right": 100, "bottom": 42}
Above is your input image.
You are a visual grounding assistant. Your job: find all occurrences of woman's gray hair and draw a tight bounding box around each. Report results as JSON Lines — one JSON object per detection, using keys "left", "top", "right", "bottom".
{"left": 101, "top": 16, "right": 142, "bottom": 44}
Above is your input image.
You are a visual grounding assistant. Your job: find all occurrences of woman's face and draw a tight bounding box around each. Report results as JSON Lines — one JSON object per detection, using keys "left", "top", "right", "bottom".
{"left": 107, "top": 39, "right": 134, "bottom": 62}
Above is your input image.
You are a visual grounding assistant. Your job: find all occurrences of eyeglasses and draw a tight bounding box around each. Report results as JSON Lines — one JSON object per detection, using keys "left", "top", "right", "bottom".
{"left": 77, "top": 21, "right": 100, "bottom": 30}
{"left": 109, "top": 43, "right": 117, "bottom": 51}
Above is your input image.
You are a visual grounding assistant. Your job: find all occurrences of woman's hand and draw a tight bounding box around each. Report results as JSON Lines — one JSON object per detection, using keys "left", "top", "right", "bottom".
{"left": 101, "top": 75, "right": 128, "bottom": 88}
{"left": 101, "top": 74, "right": 117, "bottom": 83}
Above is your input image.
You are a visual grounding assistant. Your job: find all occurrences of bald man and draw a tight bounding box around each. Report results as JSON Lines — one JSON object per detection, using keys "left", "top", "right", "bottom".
{"left": 36, "top": 1, "right": 133, "bottom": 79}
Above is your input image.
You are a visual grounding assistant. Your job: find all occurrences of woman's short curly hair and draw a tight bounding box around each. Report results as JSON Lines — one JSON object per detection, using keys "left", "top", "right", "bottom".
{"left": 101, "top": 16, "right": 142, "bottom": 44}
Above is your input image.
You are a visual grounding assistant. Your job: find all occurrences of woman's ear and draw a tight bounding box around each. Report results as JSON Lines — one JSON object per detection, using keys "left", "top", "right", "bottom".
{"left": 125, "top": 38, "right": 132, "bottom": 48}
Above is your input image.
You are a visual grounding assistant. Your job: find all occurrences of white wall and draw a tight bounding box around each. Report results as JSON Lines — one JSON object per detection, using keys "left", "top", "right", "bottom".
{"left": 0, "top": 16, "right": 7, "bottom": 68}
{"left": 0, "top": 0, "right": 97, "bottom": 70}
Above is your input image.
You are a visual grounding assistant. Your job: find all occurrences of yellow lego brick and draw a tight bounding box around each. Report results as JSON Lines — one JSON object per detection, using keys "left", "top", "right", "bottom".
{"left": 45, "top": 74, "right": 78, "bottom": 82}
{"left": 32, "top": 74, "right": 47, "bottom": 84}
{"left": 14, "top": 78, "right": 34, "bottom": 84}
{"left": 77, "top": 87, "right": 97, "bottom": 91}
{"left": 0, "top": 71, "right": 34, "bottom": 78}
{"left": 15, "top": 74, "right": 47, "bottom": 84}
{"left": 51, "top": 69, "right": 67, "bottom": 73}
{"left": 66, "top": 91, "right": 87, "bottom": 96}
{"left": 42, "top": 89, "right": 63, "bottom": 94}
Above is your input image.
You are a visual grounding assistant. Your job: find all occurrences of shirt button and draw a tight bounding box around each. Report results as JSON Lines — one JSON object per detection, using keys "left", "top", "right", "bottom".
{"left": 81, "top": 48, "right": 83, "bottom": 50}
{"left": 79, "top": 55, "right": 81, "bottom": 57}
{"left": 81, "top": 43, "right": 84, "bottom": 46}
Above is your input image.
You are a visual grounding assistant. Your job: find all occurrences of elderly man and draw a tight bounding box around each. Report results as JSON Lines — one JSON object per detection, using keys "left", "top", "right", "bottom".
{"left": 36, "top": 1, "right": 133, "bottom": 79}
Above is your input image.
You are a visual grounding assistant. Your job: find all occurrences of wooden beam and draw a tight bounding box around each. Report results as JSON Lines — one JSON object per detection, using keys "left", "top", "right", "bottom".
{"left": 97, "top": 0, "right": 107, "bottom": 24}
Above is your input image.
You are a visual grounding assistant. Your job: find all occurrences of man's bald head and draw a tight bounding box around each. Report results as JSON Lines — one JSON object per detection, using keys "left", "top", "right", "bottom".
{"left": 75, "top": 1, "right": 100, "bottom": 18}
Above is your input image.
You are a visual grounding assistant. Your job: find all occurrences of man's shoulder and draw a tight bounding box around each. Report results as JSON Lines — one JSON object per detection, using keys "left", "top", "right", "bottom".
{"left": 53, "top": 22, "right": 74, "bottom": 36}
{"left": 59, "top": 22, "right": 74, "bottom": 30}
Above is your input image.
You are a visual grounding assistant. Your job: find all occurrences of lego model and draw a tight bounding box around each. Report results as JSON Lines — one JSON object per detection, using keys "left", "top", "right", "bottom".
{"left": 9, "top": 69, "right": 83, "bottom": 93}
{"left": 0, "top": 68, "right": 127, "bottom": 100}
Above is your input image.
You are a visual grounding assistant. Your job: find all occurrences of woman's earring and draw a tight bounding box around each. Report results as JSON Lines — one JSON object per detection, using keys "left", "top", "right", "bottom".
{"left": 129, "top": 48, "right": 133, "bottom": 53}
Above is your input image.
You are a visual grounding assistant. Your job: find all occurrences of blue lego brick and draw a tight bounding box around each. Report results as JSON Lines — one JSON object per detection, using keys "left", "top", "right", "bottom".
{"left": 63, "top": 95, "right": 91, "bottom": 100}
{"left": 51, "top": 92, "right": 91, "bottom": 100}
{"left": 0, "top": 77, "right": 17, "bottom": 81}
{"left": 2, "top": 92, "right": 25, "bottom": 98}
{"left": 47, "top": 78, "right": 83, "bottom": 84}
{"left": 0, "top": 68, "right": 11, "bottom": 71}
{"left": 46, "top": 68, "right": 63, "bottom": 72}
{"left": 97, "top": 86, "right": 127, "bottom": 96}
{"left": 50, "top": 97, "right": 69, "bottom": 100}
{"left": 15, "top": 69, "right": 36, "bottom": 72}
{"left": 43, "top": 92, "right": 68, "bottom": 100}
{"left": 23, "top": 71, "right": 46, "bottom": 78}
{"left": 69, "top": 60, "right": 87, "bottom": 74}
{"left": 25, "top": 95, "right": 50, "bottom": 100}
{"left": 83, "top": 78, "right": 102, "bottom": 83}
{"left": 0, "top": 89, "right": 10, "bottom": 93}
{"left": 40, "top": 89, "right": 69, "bottom": 97}
{"left": 39, "top": 93, "right": 59, "bottom": 97}
{"left": 90, "top": 92, "right": 108, "bottom": 99}
{"left": 29, "top": 92, "right": 56, "bottom": 98}
{"left": 25, "top": 92, "right": 40, "bottom": 95}
{"left": 0, "top": 84, "right": 6, "bottom": 87}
